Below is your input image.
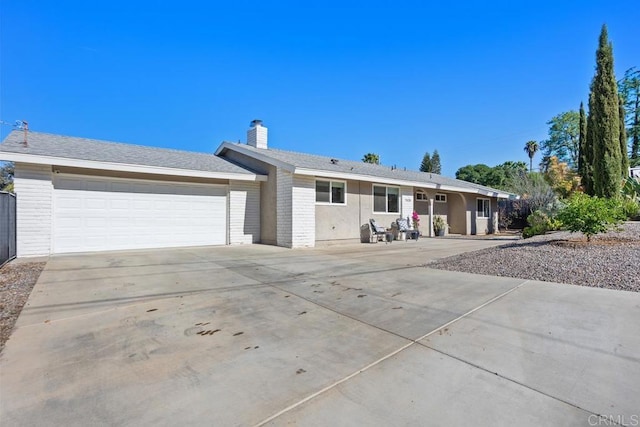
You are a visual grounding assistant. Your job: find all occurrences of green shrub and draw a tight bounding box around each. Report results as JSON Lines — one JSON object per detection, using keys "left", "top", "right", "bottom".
{"left": 522, "top": 210, "right": 561, "bottom": 239}
{"left": 523, "top": 225, "right": 547, "bottom": 239}
{"left": 556, "top": 193, "right": 625, "bottom": 241}
{"left": 621, "top": 177, "right": 640, "bottom": 202}
{"left": 619, "top": 198, "right": 640, "bottom": 220}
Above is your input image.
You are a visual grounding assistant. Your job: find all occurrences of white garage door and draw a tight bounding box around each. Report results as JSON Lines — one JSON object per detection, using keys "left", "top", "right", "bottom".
{"left": 53, "top": 175, "right": 227, "bottom": 253}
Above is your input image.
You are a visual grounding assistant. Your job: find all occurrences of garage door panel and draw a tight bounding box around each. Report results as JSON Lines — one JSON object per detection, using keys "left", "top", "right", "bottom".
{"left": 86, "top": 181, "right": 109, "bottom": 191}
{"left": 57, "top": 178, "right": 85, "bottom": 191}
{"left": 53, "top": 175, "right": 227, "bottom": 253}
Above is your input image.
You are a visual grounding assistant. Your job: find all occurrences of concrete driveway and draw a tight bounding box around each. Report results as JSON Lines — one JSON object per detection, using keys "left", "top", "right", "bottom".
{"left": 1, "top": 239, "right": 639, "bottom": 426}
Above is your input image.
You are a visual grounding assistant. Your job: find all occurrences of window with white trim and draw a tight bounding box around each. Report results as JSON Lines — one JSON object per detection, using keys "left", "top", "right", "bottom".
{"left": 416, "top": 190, "right": 428, "bottom": 201}
{"left": 315, "top": 180, "right": 346, "bottom": 204}
{"left": 477, "top": 198, "right": 490, "bottom": 218}
{"left": 435, "top": 193, "right": 447, "bottom": 203}
{"left": 373, "top": 185, "right": 399, "bottom": 213}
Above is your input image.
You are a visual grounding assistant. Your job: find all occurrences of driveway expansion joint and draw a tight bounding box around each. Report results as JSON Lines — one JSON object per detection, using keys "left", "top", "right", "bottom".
{"left": 254, "top": 279, "right": 532, "bottom": 426}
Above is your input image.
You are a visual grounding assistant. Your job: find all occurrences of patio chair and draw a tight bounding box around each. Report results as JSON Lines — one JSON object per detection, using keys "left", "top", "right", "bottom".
{"left": 395, "top": 217, "right": 419, "bottom": 241}
{"left": 370, "top": 219, "right": 391, "bottom": 243}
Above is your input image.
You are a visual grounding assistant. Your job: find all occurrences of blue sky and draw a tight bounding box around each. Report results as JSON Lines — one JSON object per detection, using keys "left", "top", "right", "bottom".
{"left": 1, "top": 1, "right": 638, "bottom": 177}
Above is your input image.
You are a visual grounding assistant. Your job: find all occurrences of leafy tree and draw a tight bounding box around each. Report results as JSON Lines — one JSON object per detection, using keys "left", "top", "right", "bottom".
{"left": 557, "top": 193, "right": 625, "bottom": 241}
{"left": 455, "top": 164, "right": 491, "bottom": 184}
{"left": 0, "top": 162, "right": 14, "bottom": 192}
{"left": 431, "top": 150, "right": 442, "bottom": 174}
{"left": 499, "top": 160, "right": 528, "bottom": 173}
{"left": 491, "top": 161, "right": 527, "bottom": 189}
{"left": 588, "top": 25, "right": 622, "bottom": 198}
{"left": 362, "top": 153, "right": 380, "bottom": 164}
{"left": 419, "top": 152, "right": 432, "bottom": 172}
{"left": 455, "top": 161, "right": 527, "bottom": 190}
{"left": 509, "top": 172, "right": 559, "bottom": 214}
{"left": 618, "top": 67, "right": 640, "bottom": 164}
{"left": 540, "top": 111, "right": 580, "bottom": 169}
{"left": 524, "top": 140, "right": 538, "bottom": 172}
{"left": 543, "top": 156, "right": 581, "bottom": 199}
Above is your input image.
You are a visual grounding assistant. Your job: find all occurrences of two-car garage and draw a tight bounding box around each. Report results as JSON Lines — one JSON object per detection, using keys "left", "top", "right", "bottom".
{"left": 52, "top": 175, "right": 228, "bottom": 254}
{"left": 1, "top": 130, "right": 263, "bottom": 257}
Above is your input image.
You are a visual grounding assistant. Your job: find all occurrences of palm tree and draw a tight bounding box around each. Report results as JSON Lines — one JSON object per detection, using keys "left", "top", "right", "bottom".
{"left": 362, "top": 153, "right": 380, "bottom": 164}
{"left": 524, "top": 140, "right": 539, "bottom": 172}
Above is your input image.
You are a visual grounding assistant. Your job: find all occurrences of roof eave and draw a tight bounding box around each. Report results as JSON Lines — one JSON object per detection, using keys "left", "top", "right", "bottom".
{"left": 215, "top": 142, "right": 296, "bottom": 172}
{"left": 294, "top": 168, "right": 512, "bottom": 197}
{"left": 0, "top": 152, "right": 267, "bottom": 182}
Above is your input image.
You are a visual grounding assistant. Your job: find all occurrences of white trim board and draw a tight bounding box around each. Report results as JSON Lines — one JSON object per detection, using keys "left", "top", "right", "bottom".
{"left": 1, "top": 152, "right": 267, "bottom": 182}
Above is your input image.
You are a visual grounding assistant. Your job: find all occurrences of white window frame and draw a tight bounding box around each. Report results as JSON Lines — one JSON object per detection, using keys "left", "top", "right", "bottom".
{"left": 416, "top": 190, "right": 428, "bottom": 201}
{"left": 435, "top": 193, "right": 447, "bottom": 203}
{"left": 372, "top": 184, "right": 400, "bottom": 214}
{"left": 315, "top": 179, "right": 347, "bottom": 205}
{"left": 477, "top": 198, "right": 490, "bottom": 218}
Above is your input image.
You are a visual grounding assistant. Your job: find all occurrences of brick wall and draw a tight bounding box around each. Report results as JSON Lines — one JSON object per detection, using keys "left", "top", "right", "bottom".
{"left": 276, "top": 170, "right": 315, "bottom": 248}
{"left": 291, "top": 174, "right": 315, "bottom": 247}
{"left": 276, "top": 169, "right": 292, "bottom": 247}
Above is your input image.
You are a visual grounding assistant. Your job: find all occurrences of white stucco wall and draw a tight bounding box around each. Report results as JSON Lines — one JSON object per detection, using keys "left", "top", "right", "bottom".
{"left": 14, "top": 163, "right": 53, "bottom": 257}
{"left": 228, "top": 180, "right": 260, "bottom": 244}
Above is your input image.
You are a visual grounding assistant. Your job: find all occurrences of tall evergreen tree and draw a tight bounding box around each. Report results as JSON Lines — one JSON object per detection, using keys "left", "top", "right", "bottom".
{"left": 578, "top": 102, "right": 593, "bottom": 194}
{"left": 619, "top": 96, "right": 629, "bottom": 176}
{"left": 586, "top": 94, "right": 596, "bottom": 195}
{"left": 588, "top": 25, "right": 622, "bottom": 198}
{"left": 431, "top": 150, "right": 442, "bottom": 174}
{"left": 419, "top": 152, "right": 432, "bottom": 172}
{"left": 618, "top": 67, "right": 640, "bottom": 165}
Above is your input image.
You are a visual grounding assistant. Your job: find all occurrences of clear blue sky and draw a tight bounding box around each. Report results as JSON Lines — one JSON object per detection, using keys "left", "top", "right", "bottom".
{"left": 1, "top": 1, "right": 638, "bottom": 177}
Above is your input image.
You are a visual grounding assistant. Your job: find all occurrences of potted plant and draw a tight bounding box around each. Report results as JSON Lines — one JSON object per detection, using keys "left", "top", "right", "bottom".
{"left": 411, "top": 211, "right": 420, "bottom": 232}
{"left": 433, "top": 215, "right": 447, "bottom": 236}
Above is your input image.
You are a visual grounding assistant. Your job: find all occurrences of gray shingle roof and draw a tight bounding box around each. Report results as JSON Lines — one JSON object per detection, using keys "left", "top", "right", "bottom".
{"left": 221, "top": 142, "right": 513, "bottom": 196}
{"left": 0, "top": 131, "right": 257, "bottom": 175}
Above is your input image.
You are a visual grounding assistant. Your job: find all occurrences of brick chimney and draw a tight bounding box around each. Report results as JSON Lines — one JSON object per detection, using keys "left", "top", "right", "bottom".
{"left": 247, "top": 119, "right": 268, "bottom": 149}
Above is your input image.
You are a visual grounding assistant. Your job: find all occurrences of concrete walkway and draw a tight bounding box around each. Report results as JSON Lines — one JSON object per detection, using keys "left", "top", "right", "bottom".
{"left": 1, "top": 239, "right": 638, "bottom": 426}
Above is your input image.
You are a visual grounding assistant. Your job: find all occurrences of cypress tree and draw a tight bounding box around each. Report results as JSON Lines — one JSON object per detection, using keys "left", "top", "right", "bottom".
{"left": 586, "top": 94, "right": 596, "bottom": 195}
{"left": 588, "top": 25, "right": 622, "bottom": 198}
{"left": 619, "top": 96, "right": 629, "bottom": 176}
{"left": 578, "top": 102, "right": 593, "bottom": 193}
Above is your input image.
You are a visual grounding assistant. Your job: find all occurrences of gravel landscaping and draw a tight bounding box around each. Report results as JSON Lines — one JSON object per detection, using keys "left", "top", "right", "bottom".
{"left": 428, "top": 222, "right": 640, "bottom": 292}
{"left": 0, "top": 261, "right": 46, "bottom": 353}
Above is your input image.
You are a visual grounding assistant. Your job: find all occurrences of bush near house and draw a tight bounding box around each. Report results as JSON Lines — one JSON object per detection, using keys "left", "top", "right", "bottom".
{"left": 522, "top": 210, "right": 562, "bottom": 239}
{"left": 619, "top": 198, "right": 640, "bottom": 220}
{"left": 620, "top": 178, "right": 640, "bottom": 219}
{"left": 556, "top": 193, "right": 625, "bottom": 241}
